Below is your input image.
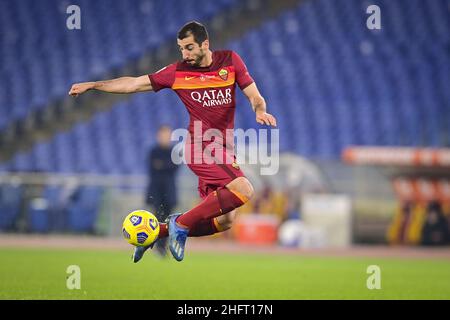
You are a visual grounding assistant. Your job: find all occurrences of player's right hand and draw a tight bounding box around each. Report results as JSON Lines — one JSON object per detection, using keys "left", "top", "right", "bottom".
{"left": 69, "top": 82, "right": 94, "bottom": 97}
{"left": 256, "top": 111, "right": 277, "bottom": 127}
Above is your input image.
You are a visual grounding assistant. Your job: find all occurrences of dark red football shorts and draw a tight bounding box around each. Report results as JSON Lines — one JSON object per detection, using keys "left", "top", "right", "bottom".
{"left": 188, "top": 161, "right": 245, "bottom": 199}
{"left": 185, "top": 141, "right": 245, "bottom": 199}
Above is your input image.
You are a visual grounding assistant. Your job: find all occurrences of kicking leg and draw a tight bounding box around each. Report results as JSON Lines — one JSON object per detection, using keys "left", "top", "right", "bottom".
{"left": 176, "top": 177, "right": 253, "bottom": 228}
{"left": 188, "top": 209, "right": 237, "bottom": 236}
{"left": 133, "top": 205, "right": 241, "bottom": 262}
{"left": 156, "top": 209, "right": 237, "bottom": 239}
{"left": 168, "top": 177, "right": 254, "bottom": 261}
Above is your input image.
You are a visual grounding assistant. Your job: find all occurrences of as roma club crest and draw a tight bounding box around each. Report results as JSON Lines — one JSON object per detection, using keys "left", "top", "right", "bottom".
{"left": 218, "top": 68, "right": 228, "bottom": 81}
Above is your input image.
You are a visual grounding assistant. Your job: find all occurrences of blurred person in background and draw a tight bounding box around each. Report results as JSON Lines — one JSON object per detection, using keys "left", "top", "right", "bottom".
{"left": 387, "top": 201, "right": 413, "bottom": 245}
{"left": 146, "top": 125, "right": 179, "bottom": 256}
{"left": 421, "top": 201, "right": 450, "bottom": 246}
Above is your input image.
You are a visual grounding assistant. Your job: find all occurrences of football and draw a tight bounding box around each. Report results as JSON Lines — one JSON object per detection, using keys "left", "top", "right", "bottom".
{"left": 122, "top": 210, "right": 160, "bottom": 247}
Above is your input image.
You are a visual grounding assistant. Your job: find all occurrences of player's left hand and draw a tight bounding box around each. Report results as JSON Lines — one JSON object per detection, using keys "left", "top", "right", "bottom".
{"left": 256, "top": 111, "right": 277, "bottom": 127}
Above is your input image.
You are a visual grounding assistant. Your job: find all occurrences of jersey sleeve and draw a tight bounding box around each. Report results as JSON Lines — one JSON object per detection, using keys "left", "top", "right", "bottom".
{"left": 231, "top": 51, "right": 254, "bottom": 90}
{"left": 148, "top": 63, "right": 177, "bottom": 92}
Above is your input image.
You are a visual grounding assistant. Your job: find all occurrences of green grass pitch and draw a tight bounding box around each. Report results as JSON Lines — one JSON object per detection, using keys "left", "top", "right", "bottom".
{"left": 1, "top": 247, "right": 449, "bottom": 299}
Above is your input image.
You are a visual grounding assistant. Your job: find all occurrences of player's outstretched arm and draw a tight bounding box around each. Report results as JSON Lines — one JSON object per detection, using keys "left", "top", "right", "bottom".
{"left": 242, "top": 83, "right": 277, "bottom": 127}
{"left": 69, "top": 75, "right": 153, "bottom": 97}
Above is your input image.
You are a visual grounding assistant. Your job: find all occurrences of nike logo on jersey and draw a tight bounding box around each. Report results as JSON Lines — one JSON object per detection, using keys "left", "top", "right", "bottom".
{"left": 185, "top": 76, "right": 196, "bottom": 80}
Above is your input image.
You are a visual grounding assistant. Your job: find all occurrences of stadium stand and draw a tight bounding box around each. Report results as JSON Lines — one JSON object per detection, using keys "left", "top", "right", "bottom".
{"left": 0, "top": 0, "right": 238, "bottom": 131}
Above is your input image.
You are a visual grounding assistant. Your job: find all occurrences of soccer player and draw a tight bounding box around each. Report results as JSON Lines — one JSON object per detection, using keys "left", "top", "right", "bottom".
{"left": 69, "top": 21, "right": 277, "bottom": 262}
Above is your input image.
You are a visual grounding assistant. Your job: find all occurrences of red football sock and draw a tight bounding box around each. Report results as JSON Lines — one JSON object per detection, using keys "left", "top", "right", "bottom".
{"left": 158, "top": 218, "right": 223, "bottom": 238}
{"left": 158, "top": 223, "right": 168, "bottom": 238}
{"left": 188, "top": 218, "right": 219, "bottom": 237}
{"left": 176, "top": 187, "right": 247, "bottom": 229}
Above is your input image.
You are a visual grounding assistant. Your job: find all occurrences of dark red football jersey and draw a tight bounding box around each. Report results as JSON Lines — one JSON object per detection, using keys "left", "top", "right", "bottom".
{"left": 148, "top": 50, "right": 254, "bottom": 151}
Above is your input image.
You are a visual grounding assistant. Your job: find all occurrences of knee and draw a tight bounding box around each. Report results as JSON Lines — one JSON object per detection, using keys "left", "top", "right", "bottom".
{"left": 238, "top": 178, "right": 254, "bottom": 201}
{"left": 226, "top": 177, "right": 254, "bottom": 201}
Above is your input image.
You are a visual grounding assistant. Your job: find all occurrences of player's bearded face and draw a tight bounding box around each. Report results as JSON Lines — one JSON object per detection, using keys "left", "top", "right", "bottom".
{"left": 178, "top": 36, "right": 207, "bottom": 67}
{"left": 182, "top": 46, "right": 205, "bottom": 67}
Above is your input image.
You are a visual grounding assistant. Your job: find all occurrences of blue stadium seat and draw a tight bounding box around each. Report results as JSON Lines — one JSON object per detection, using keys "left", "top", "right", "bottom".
{"left": 66, "top": 186, "right": 103, "bottom": 233}
{"left": 0, "top": 184, "right": 23, "bottom": 230}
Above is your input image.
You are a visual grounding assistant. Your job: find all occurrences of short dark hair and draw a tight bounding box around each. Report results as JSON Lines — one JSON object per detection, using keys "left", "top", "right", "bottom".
{"left": 177, "top": 21, "right": 209, "bottom": 45}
